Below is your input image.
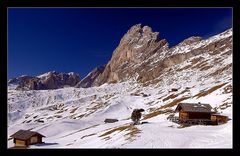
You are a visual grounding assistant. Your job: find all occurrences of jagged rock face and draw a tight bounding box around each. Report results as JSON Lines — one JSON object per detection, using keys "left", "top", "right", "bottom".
{"left": 9, "top": 71, "right": 80, "bottom": 90}
{"left": 94, "top": 24, "right": 169, "bottom": 85}
{"left": 92, "top": 24, "right": 232, "bottom": 86}
{"left": 75, "top": 65, "right": 105, "bottom": 88}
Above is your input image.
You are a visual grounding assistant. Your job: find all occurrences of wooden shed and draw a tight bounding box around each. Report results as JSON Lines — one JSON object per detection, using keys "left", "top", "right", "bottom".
{"left": 10, "top": 130, "right": 45, "bottom": 147}
{"left": 211, "top": 113, "right": 228, "bottom": 125}
{"left": 174, "top": 103, "right": 229, "bottom": 125}
{"left": 175, "top": 103, "right": 216, "bottom": 124}
{"left": 104, "top": 118, "right": 119, "bottom": 123}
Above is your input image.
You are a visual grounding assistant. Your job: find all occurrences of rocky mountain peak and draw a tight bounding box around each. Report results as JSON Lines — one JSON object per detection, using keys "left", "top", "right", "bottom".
{"left": 91, "top": 24, "right": 168, "bottom": 86}
{"left": 120, "top": 24, "right": 160, "bottom": 47}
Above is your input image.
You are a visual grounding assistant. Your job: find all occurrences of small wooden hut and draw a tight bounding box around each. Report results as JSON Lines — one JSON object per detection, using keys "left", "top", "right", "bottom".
{"left": 10, "top": 130, "right": 45, "bottom": 147}
{"left": 175, "top": 103, "right": 228, "bottom": 125}
{"left": 210, "top": 113, "right": 228, "bottom": 125}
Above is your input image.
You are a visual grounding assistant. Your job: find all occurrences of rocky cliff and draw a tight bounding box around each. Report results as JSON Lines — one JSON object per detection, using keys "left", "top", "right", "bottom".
{"left": 91, "top": 24, "right": 232, "bottom": 86}
{"left": 75, "top": 65, "right": 105, "bottom": 88}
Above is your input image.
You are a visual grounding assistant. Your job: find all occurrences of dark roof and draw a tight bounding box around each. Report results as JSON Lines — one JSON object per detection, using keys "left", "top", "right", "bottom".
{"left": 10, "top": 130, "right": 45, "bottom": 140}
{"left": 211, "top": 113, "right": 228, "bottom": 117}
{"left": 175, "top": 103, "right": 214, "bottom": 113}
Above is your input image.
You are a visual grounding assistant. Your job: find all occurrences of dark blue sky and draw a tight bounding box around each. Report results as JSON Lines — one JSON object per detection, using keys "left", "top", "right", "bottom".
{"left": 8, "top": 8, "right": 232, "bottom": 79}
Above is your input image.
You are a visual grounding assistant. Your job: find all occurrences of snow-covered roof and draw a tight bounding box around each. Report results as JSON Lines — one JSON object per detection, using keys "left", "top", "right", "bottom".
{"left": 10, "top": 130, "right": 45, "bottom": 140}
{"left": 175, "top": 103, "right": 214, "bottom": 113}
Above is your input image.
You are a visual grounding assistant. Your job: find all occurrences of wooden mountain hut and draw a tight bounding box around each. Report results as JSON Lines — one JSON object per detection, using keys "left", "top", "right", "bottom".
{"left": 174, "top": 103, "right": 229, "bottom": 125}
{"left": 10, "top": 130, "right": 45, "bottom": 147}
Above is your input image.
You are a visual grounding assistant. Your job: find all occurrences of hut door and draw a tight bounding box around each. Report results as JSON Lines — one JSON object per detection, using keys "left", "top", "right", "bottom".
{"left": 30, "top": 136, "right": 38, "bottom": 144}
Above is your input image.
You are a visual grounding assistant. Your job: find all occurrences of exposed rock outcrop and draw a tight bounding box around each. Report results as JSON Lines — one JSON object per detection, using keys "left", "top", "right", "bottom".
{"left": 9, "top": 71, "right": 80, "bottom": 90}
{"left": 75, "top": 65, "right": 105, "bottom": 88}
{"left": 93, "top": 24, "right": 169, "bottom": 86}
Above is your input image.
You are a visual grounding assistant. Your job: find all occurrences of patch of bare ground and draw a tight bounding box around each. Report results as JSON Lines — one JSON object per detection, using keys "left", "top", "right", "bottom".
{"left": 144, "top": 78, "right": 161, "bottom": 86}
{"left": 217, "top": 102, "right": 232, "bottom": 110}
{"left": 66, "top": 143, "right": 73, "bottom": 146}
{"left": 157, "top": 94, "right": 167, "bottom": 100}
{"left": 102, "top": 93, "right": 115, "bottom": 100}
{"left": 69, "top": 113, "right": 77, "bottom": 119}
{"left": 124, "top": 126, "right": 141, "bottom": 142}
{"left": 145, "top": 101, "right": 155, "bottom": 106}
{"left": 213, "top": 57, "right": 223, "bottom": 64}
{"left": 102, "top": 136, "right": 111, "bottom": 141}
{"left": 193, "top": 83, "right": 228, "bottom": 98}
{"left": 99, "top": 124, "right": 141, "bottom": 142}
{"left": 207, "top": 63, "right": 232, "bottom": 77}
{"left": 55, "top": 110, "right": 65, "bottom": 114}
{"left": 47, "top": 116, "right": 53, "bottom": 120}
{"left": 143, "top": 97, "right": 189, "bottom": 120}
{"left": 162, "top": 89, "right": 189, "bottom": 102}
{"left": 220, "top": 49, "right": 232, "bottom": 57}
{"left": 85, "top": 101, "right": 109, "bottom": 117}
{"left": 190, "top": 56, "right": 204, "bottom": 65}
{"left": 163, "top": 94, "right": 178, "bottom": 102}
{"left": 200, "top": 65, "right": 213, "bottom": 71}
{"left": 69, "top": 107, "right": 78, "bottom": 113}
{"left": 176, "top": 64, "right": 192, "bottom": 72}
{"left": 99, "top": 125, "right": 130, "bottom": 137}
{"left": 73, "top": 114, "right": 85, "bottom": 119}
{"left": 81, "top": 133, "right": 96, "bottom": 139}
{"left": 54, "top": 115, "right": 62, "bottom": 118}
{"left": 192, "top": 60, "right": 209, "bottom": 69}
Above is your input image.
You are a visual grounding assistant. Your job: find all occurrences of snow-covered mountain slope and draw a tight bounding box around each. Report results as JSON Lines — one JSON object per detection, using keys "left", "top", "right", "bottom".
{"left": 7, "top": 26, "right": 232, "bottom": 148}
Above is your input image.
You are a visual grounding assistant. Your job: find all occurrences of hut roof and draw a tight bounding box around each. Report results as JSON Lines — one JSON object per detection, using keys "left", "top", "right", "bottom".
{"left": 10, "top": 130, "right": 45, "bottom": 140}
{"left": 175, "top": 103, "right": 214, "bottom": 113}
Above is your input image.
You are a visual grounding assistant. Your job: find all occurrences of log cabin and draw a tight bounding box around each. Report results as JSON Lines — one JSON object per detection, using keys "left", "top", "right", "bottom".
{"left": 175, "top": 103, "right": 228, "bottom": 125}
{"left": 10, "top": 130, "right": 45, "bottom": 147}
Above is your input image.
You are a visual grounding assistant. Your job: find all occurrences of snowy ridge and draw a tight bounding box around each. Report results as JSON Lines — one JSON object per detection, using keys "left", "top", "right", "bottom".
{"left": 170, "top": 28, "right": 232, "bottom": 55}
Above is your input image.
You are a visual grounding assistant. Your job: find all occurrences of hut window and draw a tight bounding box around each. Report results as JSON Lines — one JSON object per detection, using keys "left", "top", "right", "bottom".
{"left": 30, "top": 136, "right": 38, "bottom": 144}
{"left": 16, "top": 140, "right": 26, "bottom": 146}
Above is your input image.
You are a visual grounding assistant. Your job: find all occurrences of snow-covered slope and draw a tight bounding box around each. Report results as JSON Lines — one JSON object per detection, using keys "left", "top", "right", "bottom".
{"left": 7, "top": 27, "right": 232, "bottom": 148}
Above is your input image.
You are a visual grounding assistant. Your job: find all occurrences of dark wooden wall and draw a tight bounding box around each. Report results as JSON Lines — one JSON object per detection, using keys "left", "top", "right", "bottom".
{"left": 188, "top": 112, "right": 211, "bottom": 119}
